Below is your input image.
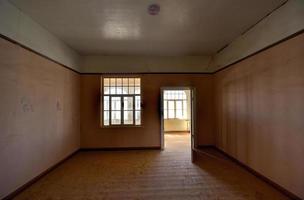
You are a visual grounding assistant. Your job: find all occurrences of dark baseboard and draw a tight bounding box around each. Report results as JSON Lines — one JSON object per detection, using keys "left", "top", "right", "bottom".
{"left": 3, "top": 145, "right": 301, "bottom": 200}
{"left": 2, "top": 146, "right": 160, "bottom": 199}
{"left": 3, "top": 149, "right": 79, "bottom": 200}
{"left": 196, "top": 145, "right": 302, "bottom": 200}
{"left": 80, "top": 146, "right": 161, "bottom": 151}
{"left": 197, "top": 145, "right": 214, "bottom": 149}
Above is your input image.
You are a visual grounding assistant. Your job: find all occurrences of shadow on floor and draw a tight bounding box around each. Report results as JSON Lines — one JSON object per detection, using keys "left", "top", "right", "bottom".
{"left": 14, "top": 134, "right": 290, "bottom": 199}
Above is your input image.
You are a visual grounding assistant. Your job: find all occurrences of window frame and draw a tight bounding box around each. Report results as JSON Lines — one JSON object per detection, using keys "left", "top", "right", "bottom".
{"left": 101, "top": 76, "right": 142, "bottom": 128}
{"left": 163, "top": 91, "right": 188, "bottom": 120}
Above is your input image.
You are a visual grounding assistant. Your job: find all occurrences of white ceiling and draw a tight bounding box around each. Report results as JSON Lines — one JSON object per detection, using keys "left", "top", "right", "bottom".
{"left": 10, "top": 0, "right": 286, "bottom": 56}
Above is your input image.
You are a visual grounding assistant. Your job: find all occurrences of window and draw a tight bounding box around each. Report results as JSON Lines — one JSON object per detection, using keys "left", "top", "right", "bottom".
{"left": 102, "top": 77, "right": 141, "bottom": 126}
{"left": 164, "top": 90, "right": 187, "bottom": 119}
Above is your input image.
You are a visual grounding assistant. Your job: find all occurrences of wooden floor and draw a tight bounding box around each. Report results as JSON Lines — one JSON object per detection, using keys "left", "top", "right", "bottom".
{"left": 15, "top": 132, "right": 289, "bottom": 199}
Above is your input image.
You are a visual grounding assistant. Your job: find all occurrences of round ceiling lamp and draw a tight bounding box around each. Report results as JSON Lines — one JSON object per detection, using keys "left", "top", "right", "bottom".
{"left": 148, "top": 4, "right": 160, "bottom": 15}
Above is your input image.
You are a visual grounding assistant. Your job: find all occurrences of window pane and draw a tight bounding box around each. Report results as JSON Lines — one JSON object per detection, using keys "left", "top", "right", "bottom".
{"left": 176, "top": 101, "right": 182, "bottom": 110}
{"left": 135, "top": 96, "right": 141, "bottom": 110}
{"left": 168, "top": 110, "right": 175, "bottom": 118}
{"left": 116, "top": 78, "right": 122, "bottom": 86}
{"left": 164, "top": 90, "right": 187, "bottom": 100}
{"left": 135, "top": 78, "right": 140, "bottom": 86}
{"left": 129, "top": 78, "right": 135, "bottom": 86}
{"left": 123, "top": 78, "right": 128, "bottom": 86}
{"left": 123, "top": 86, "right": 128, "bottom": 94}
{"left": 177, "top": 92, "right": 181, "bottom": 99}
{"left": 104, "top": 96, "right": 109, "bottom": 110}
{"left": 103, "top": 111, "right": 109, "bottom": 125}
{"left": 168, "top": 101, "right": 174, "bottom": 109}
{"left": 135, "top": 86, "right": 140, "bottom": 94}
{"left": 104, "top": 87, "right": 109, "bottom": 94}
{"left": 129, "top": 86, "right": 134, "bottom": 94}
{"left": 104, "top": 78, "right": 110, "bottom": 86}
{"left": 116, "top": 87, "right": 122, "bottom": 94}
{"left": 123, "top": 111, "right": 133, "bottom": 124}
{"left": 173, "top": 91, "right": 177, "bottom": 99}
{"left": 176, "top": 101, "right": 182, "bottom": 119}
{"left": 110, "top": 87, "right": 116, "bottom": 94}
{"left": 135, "top": 111, "right": 141, "bottom": 125}
{"left": 110, "top": 78, "right": 116, "bottom": 87}
{"left": 111, "top": 97, "right": 121, "bottom": 110}
{"left": 111, "top": 111, "right": 121, "bottom": 125}
{"left": 124, "top": 97, "right": 133, "bottom": 111}
{"left": 176, "top": 110, "right": 183, "bottom": 119}
{"left": 164, "top": 109, "right": 167, "bottom": 119}
{"left": 183, "top": 100, "right": 187, "bottom": 119}
{"left": 168, "top": 101, "right": 175, "bottom": 118}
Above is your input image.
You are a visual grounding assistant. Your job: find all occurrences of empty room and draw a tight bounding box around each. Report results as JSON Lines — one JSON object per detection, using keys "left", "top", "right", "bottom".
{"left": 0, "top": 0, "right": 303, "bottom": 199}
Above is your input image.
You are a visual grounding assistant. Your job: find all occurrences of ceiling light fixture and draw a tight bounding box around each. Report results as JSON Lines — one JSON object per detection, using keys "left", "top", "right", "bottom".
{"left": 148, "top": 4, "right": 160, "bottom": 15}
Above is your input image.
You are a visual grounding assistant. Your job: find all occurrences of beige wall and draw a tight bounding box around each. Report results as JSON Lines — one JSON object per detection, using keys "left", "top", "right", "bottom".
{"left": 211, "top": 0, "right": 304, "bottom": 72}
{"left": 2, "top": 0, "right": 304, "bottom": 74}
{"left": 215, "top": 33, "right": 304, "bottom": 198}
{"left": 164, "top": 119, "right": 190, "bottom": 132}
{"left": 0, "top": 38, "right": 80, "bottom": 199}
{"left": 81, "top": 55, "right": 212, "bottom": 73}
{"left": 0, "top": 0, "right": 81, "bottom": 71}
{"left": 1, "top": 12, "right": 303, "bottom": 198}
{"left": 80, "top": 74, "right": 215, "bottom": 148}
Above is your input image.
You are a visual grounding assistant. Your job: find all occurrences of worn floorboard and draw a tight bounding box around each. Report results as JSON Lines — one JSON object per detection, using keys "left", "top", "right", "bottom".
{"left": 14, "top": 132, "right": 289, "bottom": 199}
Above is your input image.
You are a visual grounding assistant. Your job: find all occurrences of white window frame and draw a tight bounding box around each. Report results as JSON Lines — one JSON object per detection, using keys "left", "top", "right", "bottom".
{"left": 163, "top": 90, "right": 187, "bottom": 120}
{"left": 164, "top": 100, "right": 186, "bottom": 119}
{"left": 101, "top": 77, "right": 142, "bottom": 127}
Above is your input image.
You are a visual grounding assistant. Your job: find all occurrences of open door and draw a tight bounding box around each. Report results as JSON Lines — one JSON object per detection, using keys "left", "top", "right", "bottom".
{"left": 190, "top": 88, "right": 197, "bottom": 162}
{"left": 160, "top": 87, "right": 196, "bottom": 162}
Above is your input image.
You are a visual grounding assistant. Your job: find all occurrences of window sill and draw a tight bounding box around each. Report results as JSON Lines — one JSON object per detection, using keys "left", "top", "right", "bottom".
{"left": 100, "top": 125, "right": 144, "bottom": 129}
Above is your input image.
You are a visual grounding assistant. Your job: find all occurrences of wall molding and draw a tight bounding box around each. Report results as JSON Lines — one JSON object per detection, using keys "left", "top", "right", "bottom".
{"left": 197, "top": 145, "right": 302, "bottom": 200}
{"left": 2, "top": 29, "right": 304, "bottom": 75}
{"left": 81, "top": 72, "right": 213, "bottom": 75}
{"left": 213, "top": 28, "right": 304, "bottom": 74}
{"left": 0, "top": 33, "right": 80, "bottom": 75}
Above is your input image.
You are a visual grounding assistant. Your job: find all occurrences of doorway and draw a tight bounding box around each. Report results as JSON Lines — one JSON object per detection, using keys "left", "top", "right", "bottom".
{"left": 160, "top": 87, "right": 196, "bottom": 161}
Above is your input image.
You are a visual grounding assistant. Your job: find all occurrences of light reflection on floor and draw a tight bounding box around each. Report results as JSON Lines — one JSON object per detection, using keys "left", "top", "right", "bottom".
{"left": 15, "top": 131, "right": 289, "bottom": 199}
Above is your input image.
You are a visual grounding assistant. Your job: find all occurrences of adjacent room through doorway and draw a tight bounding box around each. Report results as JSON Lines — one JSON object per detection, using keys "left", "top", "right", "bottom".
{"left": 1, "top": 0, "right": 304, "bottom": 199}
{"left": 161, "top": 89, "right": 193, "bottom": 156}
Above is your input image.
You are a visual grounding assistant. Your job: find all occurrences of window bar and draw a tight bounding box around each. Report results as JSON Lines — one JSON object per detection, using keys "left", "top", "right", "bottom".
{"left": 109, "top": 96, "right": 112, "bottom": 126}
{"left": 121, "top": 96, "right": 123, "bottom": 125}
{"left": 115, "top": 78, "right": 117, "bottom": 95}
{"left": 127, "top": 78, "right": 129, "bottom": 95}
{"left": 132, "top": 96, "right": 136, "bottom": 125}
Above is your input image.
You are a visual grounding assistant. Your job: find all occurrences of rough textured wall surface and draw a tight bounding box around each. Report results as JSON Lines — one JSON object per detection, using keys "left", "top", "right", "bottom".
{"left": 215, "top": 33, "right": 304, "bottom": 198}
{"left": 0, "top": 38, "right": 80, "bottom": 199}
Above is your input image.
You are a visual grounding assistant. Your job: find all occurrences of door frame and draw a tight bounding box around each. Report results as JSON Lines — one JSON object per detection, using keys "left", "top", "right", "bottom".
{"left": 160, "top": 87, "right": 197, "bottom": 159}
